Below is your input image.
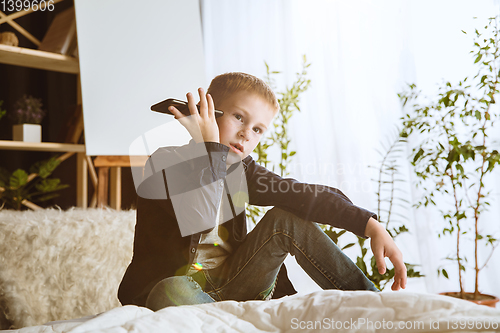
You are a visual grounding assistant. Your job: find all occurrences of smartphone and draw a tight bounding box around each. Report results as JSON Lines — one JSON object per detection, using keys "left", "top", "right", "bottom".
{"left": 150, "top": 98, "right": 224, "bottom": 118}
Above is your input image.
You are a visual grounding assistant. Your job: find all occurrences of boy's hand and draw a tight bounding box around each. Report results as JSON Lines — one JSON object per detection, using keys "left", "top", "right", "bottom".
{"left": 365, "top": 217, "right": 407, "bottom": 291}
{"left": 168, "top": 88, "right": 219, "bottom": 143}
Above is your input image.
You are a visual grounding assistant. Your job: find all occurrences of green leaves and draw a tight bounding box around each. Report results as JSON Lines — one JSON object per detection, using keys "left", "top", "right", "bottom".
{"left": 341, "top": 242, "right": 355, "bottom": 251}
{"left": 349, "top": 128, "right": 422, "bottom": 289}
{"left": 323, "top": 228, "right": 346, "bottom": 245}
{"left": 256, "top": 55, "right": 311, "bottom": 177}
{"left": 356, "top": 257, "right": 368, "bottom": 276}
{"left": 413, "top": 148, "right": 424, "bottom": 163}
{"left": 0, "top": 157, "right": 68, "bottom": 210}
{"left": 474, "top": 53, "right": 483, "bottom": 63}
{"left": 354, "top": 253, "right": 397, "bottom": 291}
{"left": 401, "top": 15, "right": 500, "bottom": 297}
{"left": 247, "top": 56, "right": 311, "bottom": 223}
{"left": 0, "top": 168, "right": 10, "bottom": 188}
{"left": 35, "top": 178, "right": 69, "bottom": 193}
{"left": 0, "top": 100, "right": 6, "bottom": 122}
{"left": 30, "top": 157, "right": 61, "bottom": 179}
{"left": 9, "top": 169, "right": 28, "bottom": 188}
{"left": 475, "top": 110, "right": 482, "bottom": 120}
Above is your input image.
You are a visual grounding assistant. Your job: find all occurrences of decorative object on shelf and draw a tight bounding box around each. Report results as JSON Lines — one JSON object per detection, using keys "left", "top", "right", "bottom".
{"left": 0, "top": 156, "right": 69, "bottom": 211}
{"left": 10, "top": 95, "right": 45, "bottom": 143}
{"left": 399, "top": 16, "right": 500, "bottom": 307}
{"left": 0, "top": 31, "right": 19, "bottom": 46}
{"left": 12, "top": 124, "right": 41, "bottom": 143}
{"left": 39, "top": 7, "right": 77, "bottom": 56}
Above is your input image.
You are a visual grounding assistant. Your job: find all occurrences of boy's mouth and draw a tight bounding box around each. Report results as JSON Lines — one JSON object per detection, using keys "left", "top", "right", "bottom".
{"left": 230, "top": 143, "right": 244, "bottom": 153}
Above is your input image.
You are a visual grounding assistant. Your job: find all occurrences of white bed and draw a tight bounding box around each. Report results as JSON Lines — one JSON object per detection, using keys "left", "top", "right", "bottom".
{"left": 6, "top": 290, "right": 500, "bottom": 333}
{"left": 2, "top": 209, "right": 499, "bottom": 332}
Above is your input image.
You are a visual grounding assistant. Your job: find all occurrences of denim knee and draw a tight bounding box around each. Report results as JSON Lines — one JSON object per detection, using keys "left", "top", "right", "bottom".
{"left": 260, "top": 207, "right": 301, "bottom": 229}
{"left": 145, "top": 276, "right": 215, "bottom": 311}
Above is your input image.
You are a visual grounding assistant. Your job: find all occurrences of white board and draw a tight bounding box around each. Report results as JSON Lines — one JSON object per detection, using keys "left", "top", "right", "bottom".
{"left": 74, "top": 0, "right": 206, "bottom": 156}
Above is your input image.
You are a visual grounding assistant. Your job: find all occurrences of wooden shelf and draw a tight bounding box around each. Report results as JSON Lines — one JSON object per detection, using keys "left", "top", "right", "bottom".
{"left": 0, "top": 140, "right": 85, "bottom": 153}
{"left": 0, "top": 44, "right": 79, "bottom": 74}
{"left": 94, "top": 155, "right": 148, "bottom": 167}
{"left": 0, "top": 2, "right": 88, "bottom": 208}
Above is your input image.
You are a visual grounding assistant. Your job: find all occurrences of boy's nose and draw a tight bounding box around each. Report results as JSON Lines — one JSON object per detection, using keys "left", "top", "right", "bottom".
{"left": 238, "top": 127, "right": 251, "bottom": 140}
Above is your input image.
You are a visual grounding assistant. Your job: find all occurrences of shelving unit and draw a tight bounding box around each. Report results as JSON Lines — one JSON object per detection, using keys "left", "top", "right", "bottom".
{"left": 0, "top": 140, "right": 87, "bottom": 207}
{"left": 0, "top": 44, "right": 79, "bottom": 73}
{"left": 0, "top": 140, "right": 84, "bottom": 152}
{"left": 0, "top": 2, "right": 89, "bottom": 208}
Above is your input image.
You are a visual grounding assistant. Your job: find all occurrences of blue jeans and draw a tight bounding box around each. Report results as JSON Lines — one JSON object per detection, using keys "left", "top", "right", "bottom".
{"left": 146, "top": 208, "right": 377, "bottom": 310}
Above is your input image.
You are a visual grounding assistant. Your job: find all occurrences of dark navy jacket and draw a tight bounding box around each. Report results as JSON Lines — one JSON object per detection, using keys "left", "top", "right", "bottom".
{"left": 118, "top": 140, "right": 375, "bottom": 306}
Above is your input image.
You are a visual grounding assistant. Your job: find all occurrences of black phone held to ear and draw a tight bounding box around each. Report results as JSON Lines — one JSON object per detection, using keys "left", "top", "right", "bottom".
{"left": 150, "top": 98, "right": 224, "bottom": 118}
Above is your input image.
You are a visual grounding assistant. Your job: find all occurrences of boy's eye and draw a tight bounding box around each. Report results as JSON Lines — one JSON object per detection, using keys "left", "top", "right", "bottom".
{"left": 253, "top": 127, "right": 262, "bottom": 134}
{"left": 234, "top": 114, "right": 242, "bottom": 121}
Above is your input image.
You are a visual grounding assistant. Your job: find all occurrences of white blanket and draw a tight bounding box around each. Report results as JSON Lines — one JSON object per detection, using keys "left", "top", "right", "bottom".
{"left": 6, "top": 290, "right": 500, "bottom": 333}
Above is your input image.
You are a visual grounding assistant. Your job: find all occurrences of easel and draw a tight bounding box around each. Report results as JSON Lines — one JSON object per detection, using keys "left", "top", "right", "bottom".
{"left": 92, "top": 155, "right": 148, "bottom": 209}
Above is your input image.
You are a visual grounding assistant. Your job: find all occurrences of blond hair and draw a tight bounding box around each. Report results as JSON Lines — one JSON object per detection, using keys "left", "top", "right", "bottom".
{"left": 207, "top": 72, "right": 279, "bottom": 113}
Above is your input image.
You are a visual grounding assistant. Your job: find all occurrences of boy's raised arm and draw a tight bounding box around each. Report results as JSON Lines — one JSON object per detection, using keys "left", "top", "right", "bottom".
{"left": 246, "top": 160, "right": 374, "bottom": 237}
{"left": 247, "top": 160, "right": 408, "bottom": 290}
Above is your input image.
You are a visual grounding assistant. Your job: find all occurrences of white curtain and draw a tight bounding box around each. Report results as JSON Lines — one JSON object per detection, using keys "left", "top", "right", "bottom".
{"left": 200, "top": 0, "right": 500, "bottom": 297}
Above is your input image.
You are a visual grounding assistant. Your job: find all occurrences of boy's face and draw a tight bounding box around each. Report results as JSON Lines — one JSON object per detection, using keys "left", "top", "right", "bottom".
{"left": 216, "top": 90, "right": 276, "bottom": 164}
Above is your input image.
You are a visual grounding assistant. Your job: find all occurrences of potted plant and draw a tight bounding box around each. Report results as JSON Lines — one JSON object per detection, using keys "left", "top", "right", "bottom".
{"left": 0, "top": 156, "right": 69, "bottom": 211}
{"left": 247, "top": 58, "right": 422, "bottom": 290}
{"left": 323, "top": 131, "right": 423, "bottom": 290}
{"left": 399, "top": 17, "right": 500, "bottom": 306}
{"left": 247, "top": 55, "right": 311, "bottom": 224}
{"left": 10, "top": 94, "right": 45, "bottom": 143}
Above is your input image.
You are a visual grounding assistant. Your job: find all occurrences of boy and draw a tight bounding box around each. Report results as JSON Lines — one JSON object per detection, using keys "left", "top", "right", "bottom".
{"left": 118, "top": 72, "right": 406, "bottom": 309}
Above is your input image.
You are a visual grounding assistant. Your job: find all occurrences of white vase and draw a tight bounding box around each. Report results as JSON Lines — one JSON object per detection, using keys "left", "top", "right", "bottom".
{"left": 12, "top": 124, "right": 42, "bottom": 143}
